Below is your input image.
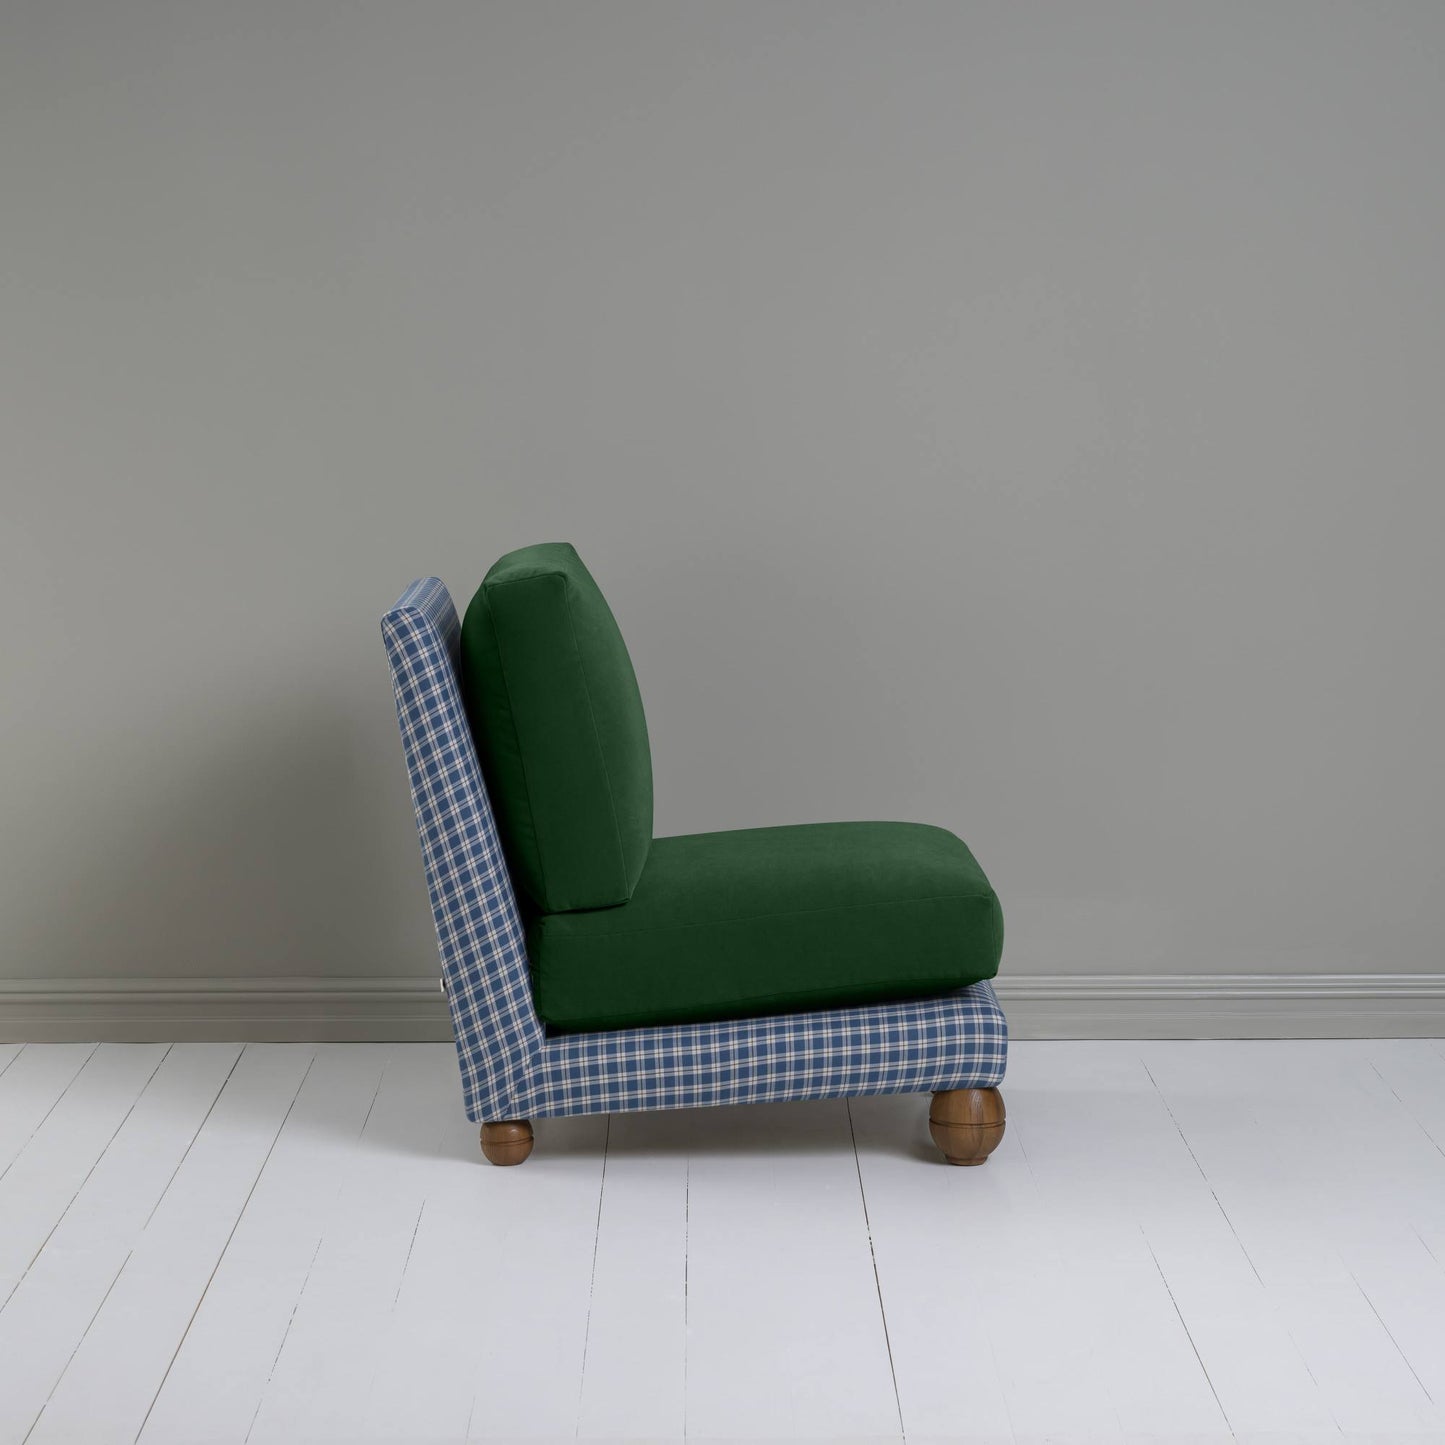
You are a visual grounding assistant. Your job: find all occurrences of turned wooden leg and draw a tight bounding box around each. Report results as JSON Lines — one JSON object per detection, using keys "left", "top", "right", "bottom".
{"left": 929, "top": 1087, "right": 1005, "bottom": 1165}
{"left": 480, "top": 1120, "right": 533, "bottom": 1166}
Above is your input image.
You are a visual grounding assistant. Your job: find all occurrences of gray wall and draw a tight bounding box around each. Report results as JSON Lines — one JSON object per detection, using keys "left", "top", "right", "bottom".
{"left": 4, "top": 1, "right": 1443, "bottom": 990}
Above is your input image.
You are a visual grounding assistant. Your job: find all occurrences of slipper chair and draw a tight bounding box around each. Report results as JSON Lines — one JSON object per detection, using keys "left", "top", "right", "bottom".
{"left": 381, "top": 544, "right": 1007, "bottom": 1166}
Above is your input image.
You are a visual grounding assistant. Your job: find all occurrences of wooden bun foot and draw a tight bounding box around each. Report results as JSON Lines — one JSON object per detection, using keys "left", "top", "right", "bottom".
{"left": 929, "top": 1088, "right": 1005, "bottom": 1166}
{"left": 480, "top": 1120, "right": 533, "bottom": 1166}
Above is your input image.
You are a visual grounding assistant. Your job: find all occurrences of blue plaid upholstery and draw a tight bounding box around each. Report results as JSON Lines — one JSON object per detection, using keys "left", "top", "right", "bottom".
{"left": 383, "top": 578, "right": 1007, "bottom": 1124}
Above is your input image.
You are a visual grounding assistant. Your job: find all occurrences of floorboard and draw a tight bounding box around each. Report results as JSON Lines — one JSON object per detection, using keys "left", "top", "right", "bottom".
{"left": 25, "top": 1043, "right": 315, "bottom": 1445}
{"left": 0, "top": 1045, "right": 242, "bottom": 1443}
{"left": 0, "top": 1044, "right": 97, "bottom": 1178}
{"left": 137, "top": 1044, "right": 391, "bottom": 1444}
{"left": 679, "top": 1098, "right": 901, "bottom": 1442}
{"left": 5, "top": 1038, "right": 1445, "bottom": 1444}
{"left": 286, "top": 1085, "right": 619, "bottom": 1443}
{"left": 575, "top": 1108, "right": 690, "bottom": 1440}
{"left": 454, "top": 1111, "right": 613, "bottom": 1440}
{"left": 240, "top": 1044, "right": 456, "bottom": 1444}
{"left": 1141, "top": 1039, "right": 1445, "bottom": 1437}
{"left": 0, "top": 1044, "right": 170, "bottom": 1309}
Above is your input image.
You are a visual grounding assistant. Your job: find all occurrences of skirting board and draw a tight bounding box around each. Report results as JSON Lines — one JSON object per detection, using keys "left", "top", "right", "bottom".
{"left": 1, "top": 974, "right": 1443, "bottom": 1043}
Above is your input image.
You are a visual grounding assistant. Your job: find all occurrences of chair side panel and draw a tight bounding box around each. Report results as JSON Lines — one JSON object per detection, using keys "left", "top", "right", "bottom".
{"left": 382, "top": 577, "right": 543, "bottom": 1120}
{"left": 520, "top": 980, "right": 1007, "bottom": 1118}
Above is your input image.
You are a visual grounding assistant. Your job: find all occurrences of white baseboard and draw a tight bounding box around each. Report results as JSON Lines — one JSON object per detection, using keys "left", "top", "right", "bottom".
{"left": 0, "top": 977, "right": 449, "bottom": 1043}
{"left": 996, "top": 973, "right": 1445, "bottom": 1039}
{"left": 1, "top": 973, "right": 1442, "bottom": 1043}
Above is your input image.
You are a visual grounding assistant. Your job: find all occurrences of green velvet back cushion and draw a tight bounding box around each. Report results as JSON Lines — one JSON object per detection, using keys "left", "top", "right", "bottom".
{"left": 459, "top": 543, "right": 653, "bottom": 913}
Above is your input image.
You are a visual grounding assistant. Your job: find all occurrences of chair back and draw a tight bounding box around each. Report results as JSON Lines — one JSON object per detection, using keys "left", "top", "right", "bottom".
{"left": 381, "top": 577, "right": 544, "bottom": 1120}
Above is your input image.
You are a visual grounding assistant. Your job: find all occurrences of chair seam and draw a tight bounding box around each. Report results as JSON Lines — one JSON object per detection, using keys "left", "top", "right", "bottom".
{"left": 533, "top": 888, "right": 998, "bottom": 941}
{"left": 536, "top": 974, "right": 999, "bottom": 1033}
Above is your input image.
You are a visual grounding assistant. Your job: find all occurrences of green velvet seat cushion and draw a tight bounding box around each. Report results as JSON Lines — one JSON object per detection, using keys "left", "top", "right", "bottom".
{"left": 528, "top": 821, "right": 1004, "bottom": 1031}
{"left": 460, "top": 543, "right": 653, "bottom": 913}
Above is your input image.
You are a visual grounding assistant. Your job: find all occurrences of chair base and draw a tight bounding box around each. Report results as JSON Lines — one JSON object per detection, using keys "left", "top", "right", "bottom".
{"left": 480, "top": 1090, "right": 1007, "bottom": 1167}
{"left": 929, "top": 1087, "right": 1006, "bottom": 1165}
{"left": 480, "top": 1120, "right": 534, "bottom": 1166}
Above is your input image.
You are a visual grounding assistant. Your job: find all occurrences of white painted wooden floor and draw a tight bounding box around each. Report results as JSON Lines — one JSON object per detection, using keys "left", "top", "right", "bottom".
{"left": 2, "top": 1041, "right": 1445, "bottom": 1444}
